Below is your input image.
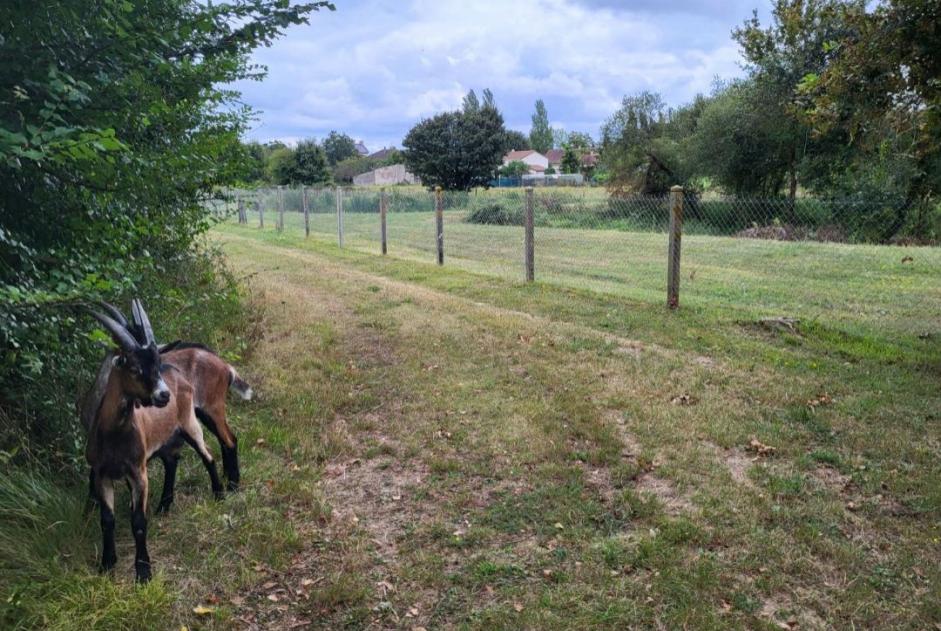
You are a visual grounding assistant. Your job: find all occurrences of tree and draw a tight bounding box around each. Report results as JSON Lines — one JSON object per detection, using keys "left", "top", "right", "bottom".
{"left": 600, "top": 91, "right": 678, "bottom": 194}
{"left": 241, "top": 141, "right": 269, "bottom": 183}
{"left": 267, "top": 147, "right": 296, "bottom": 185}
{"left": 499, "top": 160, "right": 529, "bottom": 178}
{"left": 529, "top": 99, "right": 553, "bottom": 153}
{"left": 323, "top": 131, "right": 358, "bottom": 166}
{"left": 688, "top": 81, "right": 794, "bottom": 196}
{"left": 294, "top": 139, "right": 331, "bottom": 184}
{"left": 733, "top": 0, "right": 851, "bottom": 207}
{"left": 561, "top": 145, "right": 581, "bottom": 174}
{"left": 403, "top": 99, "right": 508, "bottom": 190}
{"left": 504, "top": 130, "right": 530, "bottom": 152}
{"left": 0, "top": 0, "right": 328, "bottom": 460}
{"left": 462, "top": 89, "right": 480, "bottom": 114}
{"left": 800, "top": 0, "right": 940, "bottom": 238}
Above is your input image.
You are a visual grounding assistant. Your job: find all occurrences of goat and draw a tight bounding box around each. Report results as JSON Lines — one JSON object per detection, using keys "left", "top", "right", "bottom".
{"left": 87, "top": 300, "right": 222, "bottom": 582}
{"left": 159, "top": 342, "right": 251, "bottom": 492}
{"left": 80, "top": 308, "right": 251, "bottom": 495}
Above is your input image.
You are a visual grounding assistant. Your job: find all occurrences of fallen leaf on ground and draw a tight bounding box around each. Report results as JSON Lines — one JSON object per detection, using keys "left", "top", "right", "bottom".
{"left": 671, "top": 394, "right": 696, "bottom": 405}
{"left": 513, "top": 603, "right": 524, "bottom": 612}
{"left": 192, "top": 605, "right": 215, "bottom": 616}
{"left": 748, "top": 438, "right": 776, "bottom": 456}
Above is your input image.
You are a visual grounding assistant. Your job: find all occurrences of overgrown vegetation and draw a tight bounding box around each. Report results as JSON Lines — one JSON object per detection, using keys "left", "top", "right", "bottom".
{"left": 0, "top": 0, "right": 328, "bottom": 464}
{"left": 598, "top": 0, "right": 940, "bottom": 243}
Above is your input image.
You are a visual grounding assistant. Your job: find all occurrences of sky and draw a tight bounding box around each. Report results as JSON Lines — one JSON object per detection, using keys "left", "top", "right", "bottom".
{"left": 233, "top": 0, "right": 774, "bottom": 152}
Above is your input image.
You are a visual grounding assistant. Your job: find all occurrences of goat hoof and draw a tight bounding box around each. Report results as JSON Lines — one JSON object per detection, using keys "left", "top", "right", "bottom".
{"left": 136, "top": 566, "right": 152, "bottom": 583}
{"left": 213, "top": 490, "right": 225, "bottom": 501}
{"left": 155, "top": 502, "right": 172, "bottom": 514}
{"left": 226, "top": 480, "right": 240, "bottom": 493}
{"left": 99, "top": 557, "right": 117, "bottom": 574}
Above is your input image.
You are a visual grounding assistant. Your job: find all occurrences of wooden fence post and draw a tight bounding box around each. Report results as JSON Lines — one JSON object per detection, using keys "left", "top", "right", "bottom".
{"left": 667, "top": 185, "right": 684, "bottom": 309}
{"left": 277, "top": 185, "right": 284, "bottom": 232}
{"left": 237, "top": 196, "right": 245, "bottom": 224}
{"left": 302, "top": 186, "right": 310, "bottom": 237}
{"left": 435, "top": 186, "right": 444, "bottom": 265}
{"left": 380, "top": 188, "right": 388, "bottom": 255}
{"left": 525, "top": 187, "right": 535, "bottom": 282}
{"left": 257, "top": 199, "right": 264, "bottom": 229}
{"left": 336, "top": 186, "right": 344, "bottom": 248}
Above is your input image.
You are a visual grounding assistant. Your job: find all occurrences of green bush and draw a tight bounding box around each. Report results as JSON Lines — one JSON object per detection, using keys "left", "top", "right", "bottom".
{"left": 466, "top": 203, "right": 523, "bottom": 226}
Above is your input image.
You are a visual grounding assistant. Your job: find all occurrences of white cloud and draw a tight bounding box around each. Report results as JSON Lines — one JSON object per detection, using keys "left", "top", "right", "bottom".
{"left": 233, "top": 0, "right": 770, "bottom": 149}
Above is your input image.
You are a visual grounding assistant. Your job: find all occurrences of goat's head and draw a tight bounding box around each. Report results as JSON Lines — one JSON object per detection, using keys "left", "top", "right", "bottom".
{"left": 91, "top": 300, "right": 170, "bottom": 408}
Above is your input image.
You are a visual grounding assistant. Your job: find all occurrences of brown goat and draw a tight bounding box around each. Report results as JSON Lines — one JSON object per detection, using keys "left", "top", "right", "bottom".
{"left": 160, "top": 342, "right": 251, "bottom": 492}
{"left": 80, "top": 319, "right": 251, "bottom": 496}
{"left": 87, "top": 300, "right": 222, "bottom": 582}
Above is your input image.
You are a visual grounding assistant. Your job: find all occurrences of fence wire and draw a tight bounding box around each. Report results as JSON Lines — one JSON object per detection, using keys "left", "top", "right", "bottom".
{"left": 223, "top": 185, "right": 940, "bottom": 340}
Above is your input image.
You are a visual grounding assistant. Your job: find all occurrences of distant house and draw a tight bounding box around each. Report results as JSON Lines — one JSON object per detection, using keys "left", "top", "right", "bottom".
{"left": 354, "top": 140, "right": 369, "bottom": 156}
{"left": 352, "top": 164, "right": 419, "bottom": 186}
{"left": 544, "top": 149, "right": 564, "bottom": 172}
{"left": 502, "top": 149, "right": 548, "bottom": 174}
{"left": 368, "top": 147, "right": 397, "bottom": 161}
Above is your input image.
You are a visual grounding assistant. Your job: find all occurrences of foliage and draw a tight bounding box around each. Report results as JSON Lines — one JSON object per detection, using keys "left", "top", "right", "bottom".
{"left": 504, "top": 129, "right": 531, "bottom": 152}
{"left": 600, "top": 91, "right": 679, "bottom": 194}
{"left": 561, "top": 145, "right": 581, "bottom": 174}
{"left": 466, "top": 203, "right": 521, "bottom": 226}
{"left": 0, "top": 0, "right": 328, "bottom": 464}
{"left": 293, "top": 139, "right": 331, "bottom": 185}
{"left": 323, "top": 131, "right": 358, "bottom": 166}
{"left": 799, "top": 0, "right": 940, "bottom": 238}
{"left": 403, "top": 98, "right": 508, "bottom": 191}
{"left": 499, "top": 160, "right": 530, "bottom": 178}
{"left": 529, "top": 99, "right": 553, "bottom": 154}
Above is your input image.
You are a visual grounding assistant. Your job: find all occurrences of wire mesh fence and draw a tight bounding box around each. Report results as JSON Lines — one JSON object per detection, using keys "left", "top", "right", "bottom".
{"left": 220, "top": 185, "right": 940, "bottom": 339}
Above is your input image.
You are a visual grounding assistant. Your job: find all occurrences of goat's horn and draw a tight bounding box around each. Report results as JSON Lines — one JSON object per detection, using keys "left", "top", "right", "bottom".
{"left": 97, "top": 301, "right": 129, "bottom": 328}
{"left": 90, "top": 310, "right": 139, "bottom": 352}
{"left": 131, "top": 299, "right": 156, "bottom": 346}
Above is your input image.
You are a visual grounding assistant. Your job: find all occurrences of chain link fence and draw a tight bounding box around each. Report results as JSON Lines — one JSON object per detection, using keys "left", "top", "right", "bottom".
{"left": 221, "top": 185, "right": 940, "bottom": 339}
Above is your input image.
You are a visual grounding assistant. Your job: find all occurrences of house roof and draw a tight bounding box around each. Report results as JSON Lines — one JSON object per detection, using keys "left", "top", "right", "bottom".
{"left": 581, "top": 152, "right": 599, "bottom": 166}
{"left": 528, "top": 164, "right": 546, "bottom": 173}
{"left": 504, "top": 149, "right": 539, "bottom": 162}
{"left": 368, "top": 147, "right": 397, "bottom": 160}
{"left": 354, "top": 141, "right": 369, "bottom": 155}
{"left": 545, "top": 149, "right": 564, "bottom": 164}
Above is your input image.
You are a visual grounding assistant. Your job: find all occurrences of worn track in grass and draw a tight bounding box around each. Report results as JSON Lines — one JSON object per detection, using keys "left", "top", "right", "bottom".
{"left": 201, "top": 228, "right": 940, "bottom": 630}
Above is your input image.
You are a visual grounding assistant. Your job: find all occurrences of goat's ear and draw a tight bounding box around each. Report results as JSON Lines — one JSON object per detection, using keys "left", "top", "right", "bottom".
{"left": 130, "top": 299, "right": 156, "bottom": 346}
{"left": 90, "top": 309, "right": 139, "bottom": 352}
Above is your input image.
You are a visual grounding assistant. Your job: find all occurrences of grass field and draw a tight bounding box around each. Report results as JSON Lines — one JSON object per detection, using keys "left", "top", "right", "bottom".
{"left": 246, "top": 209, "right": 941, "bottom": 346}
{"left": 6, "top": 218, "right": 940, "bottom": 629}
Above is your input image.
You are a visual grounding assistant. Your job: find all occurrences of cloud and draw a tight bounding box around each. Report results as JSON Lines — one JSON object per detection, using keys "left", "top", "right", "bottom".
{"left": 232, "top": 0, "right": 772, "bottom": 150}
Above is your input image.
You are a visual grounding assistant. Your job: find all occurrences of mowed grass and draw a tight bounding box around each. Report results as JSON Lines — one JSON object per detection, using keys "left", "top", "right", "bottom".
{"left": 5, "top": 217, "right": 938, "bottom": 629}
{"left": 209, "top": 224, "right": 937, "bottom": 629}
{"left": 245, "top": 209, "right": 941, "bottom": 345}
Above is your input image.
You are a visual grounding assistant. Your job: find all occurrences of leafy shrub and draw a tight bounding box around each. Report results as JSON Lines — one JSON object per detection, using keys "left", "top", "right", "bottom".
{"left": 466, "top": 203, "right": 523, "bottom": 226}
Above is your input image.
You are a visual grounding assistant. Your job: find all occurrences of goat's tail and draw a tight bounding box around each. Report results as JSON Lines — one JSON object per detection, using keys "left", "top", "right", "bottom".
{"left": 228, "top": 367, "right": 253, "bottom": 401}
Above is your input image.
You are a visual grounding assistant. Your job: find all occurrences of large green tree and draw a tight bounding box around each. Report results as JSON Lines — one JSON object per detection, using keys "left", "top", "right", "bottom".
{"left": 323, "top": 131, "right": 358, "bottom": 166}
{"left": 733, "top": 0, "right": 853, "bottom": 204}
{"left": 529, "top": 99, "right": 553, "bottom": 154}
{"left": 0, "top": 0, "right": 329, "bottom": 457}
{"left": 403, "top": 99, "right": 508, "bottom": 190}
{"left": 800, "top": 0, "right": 940, "bottom": 238}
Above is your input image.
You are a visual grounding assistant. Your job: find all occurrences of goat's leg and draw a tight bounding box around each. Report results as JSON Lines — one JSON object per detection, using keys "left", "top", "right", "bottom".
{"left": 95, "top": 475, "right": 117, "bottom": 573}
{"left": 196, "top": 404, "right": 240, "bottom": 491}
{"left": 129, "top": 467, "right": 151, "bottom": 583}
{"left": 86, "top": 469, "right": 99, "bottom": 512}
{"left": 182, "top": 411, "right": 224, "bottom": 499}
{"left": 155, "top": 453, "right": 179, "bottom": 514}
